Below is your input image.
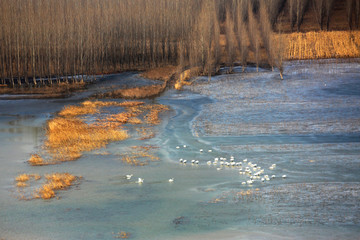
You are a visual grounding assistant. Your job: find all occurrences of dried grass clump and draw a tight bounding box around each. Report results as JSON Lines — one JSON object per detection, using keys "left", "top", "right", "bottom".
{"left": 35, "top": 173, "right": 79, "bottom": 200}
{"left": 28, "top": 154, "right": 51, "bottom": 166}
{"left": 105, "top": 112, "right": 134, "bottom": 124}
{"left": 58, "top": 104, "right": 98, "bottom": 117}
{"left": 136, "top": 127, "right": 155, "bottom": 140}
{"left": 140, "top": 65, "right": 177, "bottom": 81}
{"left": 102, "top": 103, "right": 169, "bottom": 126}
{"left": 15, "top": 173, "right": 30, "bottom": 182}
{"left": 143, "top": 104, "right": 170, "bottom": 125}
{"left": 120, "top": 145, "right": 160, "bottom": 166}
{"left": 174, "top": 68, "right": 197, "bottom": 90}
{"left": 16, "top": 182, "right": 29, "bottom": 188}
{"left": 45, "top": 117, "right": 128, "bottom": 162}
{"left": 113, "top": 231, "right": 131, "bottom": 239}
{"left": 128, "top": 117, "right": 142, "bottom": 124}
{"left": 15, "top": 174, "right": 41, "bottom": 188}
{"left": 15, "top": 173, "right": 41, "bottom": 182}
{"left": 83, "top": 100, "right": 144, "bottom": 108}
{"left": 100, "top": 83, "right": 167, "bottom": 99}
{"left": 58, "top": 100, "right": 145, "bottom": 117}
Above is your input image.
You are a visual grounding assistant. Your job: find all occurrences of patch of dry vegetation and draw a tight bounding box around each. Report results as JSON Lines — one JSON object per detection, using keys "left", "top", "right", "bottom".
{"left": 120, "top": 146, "right": 160, "bottom": 166}
{"left": 136, "top": 127, "right": 156, "bottom": 140}
{"left": 29, "top": 100, "right": 169, "bottom": 166}
{"left": 34, "top": 173, "right": 80, "bottom": 200}
{"left": 113, "top": 231, "right": 131, "bottom": 239}
{"left": 285, "top": 30, "right": 360, "bottom": 59}
{"left": 0, "top": 82, "right": 86, "bottom": 98}
{"left": 15, "top": 173, "right": 42, "bottom": 188}
{"left": 28, "top": 154, "right": 50, "bottom": 166}
{"left": 140, "top": 65, "right": 178, "bottom": 81}
{"left": 143, "top": 104, "right": 170, "bottom": 125}
{"left": 44, "top": 117, "right": 128, "bottom": 163}
{"left": 100, "top": 83, "right": 167, "bottom": 99}
{"left": 15, "top": 172, "right": 80, "bottom": 200}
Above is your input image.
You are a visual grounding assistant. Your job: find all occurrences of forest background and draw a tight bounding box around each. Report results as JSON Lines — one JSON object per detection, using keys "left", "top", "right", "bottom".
{"left": 0, "top": 0, "right": 359, "bottom": 87}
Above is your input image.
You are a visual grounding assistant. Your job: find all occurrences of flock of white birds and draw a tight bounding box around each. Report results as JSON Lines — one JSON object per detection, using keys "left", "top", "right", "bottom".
{"left": 176, "top": 145, "right": 287, "bottom": 186}
{"left": 125, "top": 144, "right": 287, "bottom": 186}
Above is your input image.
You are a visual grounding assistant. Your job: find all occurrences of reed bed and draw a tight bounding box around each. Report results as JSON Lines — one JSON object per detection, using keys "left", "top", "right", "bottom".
{"left": 120, "top": 146, "right": 160, "bottom": 166}
{"left": 34, "top": 173, "right": 80, "bottom": 200}
{"left": 285, "top": 30, "right": 360, "bottom": 60}
{"left": 15, "top": 172, "right": 80, "bottom": 200}
{"left": 29, "top": 100, "right": 169, "bottom": 166}
{"left": 45, "top": 117, "right": 128, "bottom": 163}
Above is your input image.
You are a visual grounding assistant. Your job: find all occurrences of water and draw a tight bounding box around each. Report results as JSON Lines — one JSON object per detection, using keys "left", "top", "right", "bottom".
{"left": 0, "top": 60, "right": 359, "bottom": 239}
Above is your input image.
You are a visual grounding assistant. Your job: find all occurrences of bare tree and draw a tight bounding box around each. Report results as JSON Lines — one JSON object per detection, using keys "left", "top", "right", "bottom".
{"left": 225, "top": 9, "right": 236, "bottom": 73}
{"left": 325, "top": 0, "right": 335, "bottom": 30}
{"left": 235, "top": 1, "right": 249, "bottom": 72}
{"left": 346, "top": 0, "right": 354, "bottom": 30}
{"left": 312, "top": 0, "right": 325, "bottom": 30}
{"left": 248, "top": 1, "right": 261, "bottom": 72}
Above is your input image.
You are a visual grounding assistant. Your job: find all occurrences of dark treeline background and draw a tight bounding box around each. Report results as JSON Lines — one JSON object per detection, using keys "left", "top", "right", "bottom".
{"left": 0, "top": 0, "right": 359, "bottom": 86}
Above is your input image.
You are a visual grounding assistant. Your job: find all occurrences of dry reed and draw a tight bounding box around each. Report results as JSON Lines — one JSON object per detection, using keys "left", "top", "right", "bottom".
{"left": 45, "top": 117, "right": 128, "bottom": 162}
{"left": 120, "top": 145, "right": 160, "bottom": 166}
{"left": 29, "top": 100, "right": 169, "bottom": 165}
{"left": 34, "top": 173, "right": 80, "bottom": 200}
{"left": 113, "top": 231, "right": 131, "bottom": 239}
{"left": 285, "top": 30, "right": 360, "bottom": 59}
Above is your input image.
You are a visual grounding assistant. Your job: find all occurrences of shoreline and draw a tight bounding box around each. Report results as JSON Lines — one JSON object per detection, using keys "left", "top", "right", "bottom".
{"left": 1, "top": 56, "right": 359, "bottom": 100}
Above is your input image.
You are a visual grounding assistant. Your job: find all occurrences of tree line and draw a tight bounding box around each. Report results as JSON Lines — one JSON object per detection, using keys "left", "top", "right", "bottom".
{"left": 0, "top": 0, "right": 358, "bottom": 87}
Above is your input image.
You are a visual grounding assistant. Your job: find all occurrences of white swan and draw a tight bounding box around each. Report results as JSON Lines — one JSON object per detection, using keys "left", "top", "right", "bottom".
{"left": 126, "top": 174, "right": 133, "bottom": 180}
{"left": 168, "top": 178, "right": 174, "bottom": 183}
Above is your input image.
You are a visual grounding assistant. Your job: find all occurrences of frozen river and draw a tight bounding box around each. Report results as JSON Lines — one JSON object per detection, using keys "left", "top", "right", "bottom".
{"left": 0, "top": 59, "right": 359, "bottom": 239}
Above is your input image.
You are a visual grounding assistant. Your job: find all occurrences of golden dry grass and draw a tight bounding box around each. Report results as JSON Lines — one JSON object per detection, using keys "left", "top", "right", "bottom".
{"left": 136, "top": 127, "right": 155, "bottom": 140}
{"left": 120, "top": 145, "right": 160, "bottom": 166}
{"left": 15, "top": 172, "right": 79, "bottom": 200}
{"left": 45, "top": 117, "right": 128, "bottom": 162}
{"left": 29, "top": 100, "right": 169, "bottom": 166}
{"left": 104, "top": 83, "right": 167, "bottom": 99}
{"left": 141, "top": 104, "right": 170, "bottom": 125}
{"left": 59, "top": 100, "right": 145, "bottom": 117}
{"left": 28, "top": 154, "right": 52, "bottom": 166}
{"left": 174, "top": 68, "right": 200, "bottom": 90}
{"left": 15, "top": 173, "right": 41, "bottom": 182}
{"left": 140, "top": 65, "right": 177, "bottom": 81}
{"left": 113, "top": 231, "right": 131, "bottom": 239}
{"left": 58, "top": 104, "right": 98, "bottom": 117}
{"left": 16, "top": 182, "right": 29, "bottom": 188}
{"left": 15, "top": 174, "right": 30, "bottom": 182}
{"left": 34, "top": 173, "right": 80, "bottom": 200}
{"left": 284, "top": 31, "right": 360, "bottom": 60}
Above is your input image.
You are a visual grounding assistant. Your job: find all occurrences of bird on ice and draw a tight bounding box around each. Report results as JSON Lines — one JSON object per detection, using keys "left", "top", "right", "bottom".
{"left": 126, "top": 174, "right": 133, "bottom": 180}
